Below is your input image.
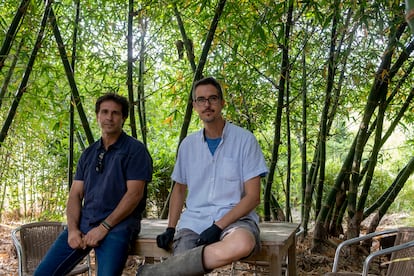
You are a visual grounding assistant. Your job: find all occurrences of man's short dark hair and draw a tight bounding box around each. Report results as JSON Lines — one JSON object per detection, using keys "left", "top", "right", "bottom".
{"left": 192, "top": 76, "right": 223, "bottom": 100}
{"left": 95, "top": 93, "right": 129, "bottom": 119}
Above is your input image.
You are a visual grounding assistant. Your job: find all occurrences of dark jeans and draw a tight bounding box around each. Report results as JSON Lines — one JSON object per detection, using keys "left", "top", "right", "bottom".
{"left": 34, "top": 228, "right": 132, "bottom": 276}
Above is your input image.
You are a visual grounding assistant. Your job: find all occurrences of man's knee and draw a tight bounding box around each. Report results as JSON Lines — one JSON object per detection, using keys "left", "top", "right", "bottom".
{"left": 223, "top": 228, "right": 257, "bottom": 258}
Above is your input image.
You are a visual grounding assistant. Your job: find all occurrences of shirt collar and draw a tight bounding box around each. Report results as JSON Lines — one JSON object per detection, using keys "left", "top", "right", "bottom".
{"left": 96, "top": 131, "right": 127, "bottom": 151}
{"left": 200, "top": 121, "right": 229, "bottom": 141}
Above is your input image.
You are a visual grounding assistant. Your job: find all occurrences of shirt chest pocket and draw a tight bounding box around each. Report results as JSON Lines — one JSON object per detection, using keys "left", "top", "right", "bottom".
{"left": 220, "top": 157, "right": 240, "bottom": 181}
{"left": 215, "top": 157, "right": 242, "bottom": 203}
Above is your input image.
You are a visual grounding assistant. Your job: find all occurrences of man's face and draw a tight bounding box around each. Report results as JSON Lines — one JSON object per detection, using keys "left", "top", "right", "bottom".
{"left": 96, "top": 100, "right": 125, "bottom": 135}
{"left": 192, "top": 84, "right": 224, "bottom": 123}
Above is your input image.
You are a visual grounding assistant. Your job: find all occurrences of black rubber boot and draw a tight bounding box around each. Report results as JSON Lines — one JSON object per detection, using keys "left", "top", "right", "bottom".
{"left": 136, "top": 245, "right": 207, "bottom": 276}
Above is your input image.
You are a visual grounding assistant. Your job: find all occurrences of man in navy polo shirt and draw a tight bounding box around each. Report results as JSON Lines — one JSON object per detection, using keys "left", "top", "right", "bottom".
{"left": 35, "top": 93, "right": 152, "bottom": 276}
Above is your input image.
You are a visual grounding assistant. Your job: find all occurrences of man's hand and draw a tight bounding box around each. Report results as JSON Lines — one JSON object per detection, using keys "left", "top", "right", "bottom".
{"left": 156, "top": 227, "right": 175, "bottom": 250}
{"left": 68, "top": 229, "right": 86, "bottom": 249}
{"left": 196, "top": 224, "right": 222, "bottom": 246}
{"left": 83, "top": 224, "right": 108, "bottom": 248}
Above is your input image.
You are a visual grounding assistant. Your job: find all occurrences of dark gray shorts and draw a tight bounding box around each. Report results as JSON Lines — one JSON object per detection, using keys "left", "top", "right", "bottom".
{"left": 173, "top": 217, "right": 260, "bottom": 257}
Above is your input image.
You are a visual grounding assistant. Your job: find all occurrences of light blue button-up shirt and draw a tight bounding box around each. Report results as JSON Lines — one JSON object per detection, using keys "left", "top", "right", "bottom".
{"left": 172, "top": 122, "right": 268, "bottom": 234}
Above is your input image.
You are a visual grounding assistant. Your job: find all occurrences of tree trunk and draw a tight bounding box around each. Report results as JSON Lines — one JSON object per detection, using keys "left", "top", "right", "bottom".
{"left": 313, "top": 136, "right": 356, "bottom": 246}
{"left": 127, "top": 0, "right": 138, "bottom": 139}
{"left": 303, "top": 139, "right": 319, "bottom": 235}
{"left": 285, "top": 0, "right": 294, "bottom": 222}
{"left": 300, "top": 39, "right": 307, "bottom": 226}
{"left": 356, "top": 92, "right": 386, "bottom": 213}
{"left": 264, "top": 0, "right": 293, "bottom": 222}
{"left": 137, "top": 17, "right": 148, "bottom": 146}
{"left": 347, "top": 22, "right": 407, "bottom": 240}
{"left": 68, "top": 0, "right": 81, "bottom": 189}
{"left": 305, "top": 0, "right": 343, "bottom": 236}
{"left": 286, "top": 71, "right": 292, "bottom": 222}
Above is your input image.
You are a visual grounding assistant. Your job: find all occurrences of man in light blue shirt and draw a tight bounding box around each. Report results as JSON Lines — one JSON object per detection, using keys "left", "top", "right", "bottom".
{"left": 137, "top": 76, "right": 268, "bottom": 275}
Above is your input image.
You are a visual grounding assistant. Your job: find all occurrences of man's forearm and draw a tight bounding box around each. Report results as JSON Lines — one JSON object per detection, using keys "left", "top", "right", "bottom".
{"left": 215, "top": 177, "right": 261, "bottom": 229}
{"left": 215, "top": 194, "right": 259, "bottom": 229}
{"left": 167, "top": 183, "right": 186, "bottom": 228}
{"left": 104, "top": 189, "right": 143, "bottom": 228}
{"left": 66, "top": 195, "right": 82, "bottom": 232}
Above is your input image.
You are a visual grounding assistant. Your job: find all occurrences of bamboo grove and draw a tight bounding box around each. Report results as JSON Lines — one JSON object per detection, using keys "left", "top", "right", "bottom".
{"left": 0, "top": 0, "right": 413, "bottom": 252}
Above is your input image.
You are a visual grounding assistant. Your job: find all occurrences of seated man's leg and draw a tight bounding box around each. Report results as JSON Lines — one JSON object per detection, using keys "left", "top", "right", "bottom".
{"left": 94, "top": 229, "right": 131, "bottom": 276}
{"left": 173, "top": 228, "right": 199, "bottom": 255}
{"left": 203, "top": 218, "right": 260, "bottom": 270}
{"left": 137, "top": 244, "right": 207, "bottom": 275}
{"left": 34, "top": 229, "right": 90, "bottom": 276}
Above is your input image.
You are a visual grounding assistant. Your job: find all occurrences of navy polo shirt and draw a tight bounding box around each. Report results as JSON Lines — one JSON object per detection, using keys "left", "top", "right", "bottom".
{"left": 74, "top": 131, "right": 152, "bottom": 233}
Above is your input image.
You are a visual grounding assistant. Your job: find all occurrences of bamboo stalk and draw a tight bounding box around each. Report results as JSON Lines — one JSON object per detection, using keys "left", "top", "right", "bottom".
{"left": 178, "top": 0, "right": 227, "bottom": 146}
{"left": 48, "top": 7, "right": 94, "bottom": 145}
{"left": 0, "top": 37, "right": 25, "bottom": 109}
{"left": 127, "top": 0, "right": 137, "bottom": 139}
{"left": 0, "top": 1, "right": 52, "bottom": 148}
{"left": 68, "top": 0, "right": 81, "bottom": 189}
{"left": 0, "top": 0, "right": 30, "bottom": 72}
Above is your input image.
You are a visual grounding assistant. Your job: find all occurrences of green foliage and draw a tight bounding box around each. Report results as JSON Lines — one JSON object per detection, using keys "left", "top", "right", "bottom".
{"left": 364, "top": 169, "right": 394, "bottom": 207}
{"left": 146, "top": 130, "right": 176, "bottom": 218}
{"left": 389, "top": 177, "right": 414, "bottom": 212}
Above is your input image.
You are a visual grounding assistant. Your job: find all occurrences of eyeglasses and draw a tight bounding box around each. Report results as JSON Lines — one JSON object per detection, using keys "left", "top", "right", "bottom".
{"left": 194, "top": 95, "right": 221, "bottom": 106}
{"left": 96, "top": 151, "right": 105, "bottom": 173}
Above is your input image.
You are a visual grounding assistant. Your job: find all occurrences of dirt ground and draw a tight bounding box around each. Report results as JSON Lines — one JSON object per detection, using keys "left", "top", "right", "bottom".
{"left": 0, "top": 213, "right": 410, "bottom": 275}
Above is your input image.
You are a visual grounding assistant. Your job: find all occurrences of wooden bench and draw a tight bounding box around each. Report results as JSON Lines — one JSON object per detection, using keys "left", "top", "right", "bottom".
{"left": 130, "top": 219, "right": 299, "bottom": 276}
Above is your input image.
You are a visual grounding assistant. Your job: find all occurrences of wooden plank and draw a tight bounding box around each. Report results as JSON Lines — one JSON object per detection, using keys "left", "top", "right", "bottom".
{"left": 137, "top": 220, "right": 298, "bottom": 243}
